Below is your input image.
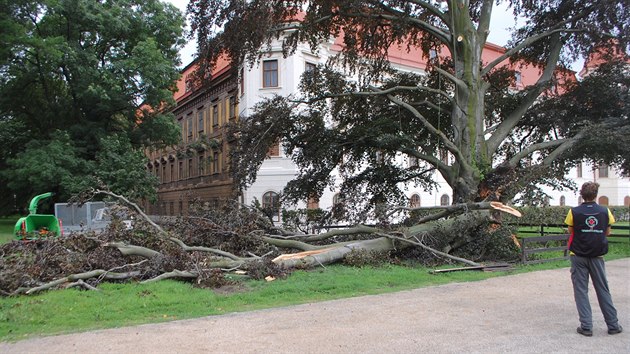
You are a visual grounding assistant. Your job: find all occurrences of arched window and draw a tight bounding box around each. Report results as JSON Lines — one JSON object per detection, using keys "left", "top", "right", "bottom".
{"left": 560, "top": 196, "right": 566, "bottom": 206}
{"left": 409, "top": 194, "right": 421, "bottom": 208}
{"left": 262, "top": 191, "right": 281, "bottom": 222}
{"left": 598, "top": 196, "right": 609, "bottom": 206}
{"left": 440, "top": 194, "right": 450, "bottom": 206}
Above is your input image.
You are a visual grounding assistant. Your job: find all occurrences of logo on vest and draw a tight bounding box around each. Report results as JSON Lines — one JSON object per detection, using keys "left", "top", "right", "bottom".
{"left": 581, "top": 216, "right": 603, "bottom": 233}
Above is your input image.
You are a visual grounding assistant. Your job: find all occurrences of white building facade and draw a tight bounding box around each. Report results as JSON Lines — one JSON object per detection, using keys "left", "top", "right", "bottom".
{"left": 239, "top": 40, "right": 630, "bottom": 215}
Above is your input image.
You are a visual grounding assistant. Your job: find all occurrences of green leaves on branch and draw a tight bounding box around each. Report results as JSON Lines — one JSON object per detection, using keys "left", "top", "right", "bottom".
{"left": 0, "top": 0, "right": 186, "bottom": 206}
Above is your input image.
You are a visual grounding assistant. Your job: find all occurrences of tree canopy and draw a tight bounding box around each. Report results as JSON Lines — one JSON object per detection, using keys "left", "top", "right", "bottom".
{"left": 0, "top": 0, "right": 186, "bottom": 213}
{"left": 189, "top": 0, "right": 628, "bottom": 217}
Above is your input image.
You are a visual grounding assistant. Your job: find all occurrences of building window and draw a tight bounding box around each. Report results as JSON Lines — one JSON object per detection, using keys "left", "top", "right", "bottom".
{"left": 439, "top": 149, "right": 448, "bottom": 165}
{"left": 187, "top": 115, "right": 193, "bottom": 140}
{"left": 305, "top": 62, "right": 316, "bottom": 72}
{"left": 263, "top": 60, "right": 278, "bottom": 88}
{"left": 199, "top": 154, "right": 205, "bottom": 175}
{"left": 197, "top": 109, "right": 204, "bottom": 133}
{"left": 410, "top": 194, "right": 421, "bottom": 208}
{"left": 375, "top": 150, "right": 385, "bottom": 164}
{"left": 188, "top": 158, "right": 193, "bottom": 177}
{"left": 240, "top": 68, "right": 245, "bottom": 96}
{"left": 598, "top": 196, "right": 609, "bottom": 206}
{"left": 332, "top": 193, "right": 345, "bottom": 217}
{"left": 598, "top": 164, "right": 608, "bottom": 178}
{"left": 213, "top": 151, "right": 219, "bottom": 174}
{"left": 228, "top": 96, "right": 236, "bottom": 120}
{"left": 576, "top": 162, "right": 582, "bottom": 178}
{"left": 515, "top": 71, "right": 522, "bottom": 86}
{"left": 212, "top": 104, "right": 219, "bottom": 127}
{"left": 179, "top": 161, "right": 183, "bottom": 179}
{"left": 169, "top": 202, "right": 174, "bottom": 215}
{"left": 440, "top": 194, "right": 450, "bottom": 206}
{"left": 185, "top": 79, "right": 193, "bottom": 92}
{"left": 162, "top": 164, "right": 166, "bottom": 182}
{"left": 262, "top": 191, "right": 281, "bottom": 222}
{"left": 559, "top": 196, "right": 566, "bottom": 206}
{"left": 169, "top": 164, "right": 174, "bottom": 182}
{"left": 408, "top": 155, "right": 418, "bottom": 168}
{"left": 268, "top": 140, "right": 280, "bottom": 157}
{"left": 333, "top": 193, "right": 344, "bottom": 206}
{"left": 307, "top": 197, "right": 319, "bottom": 209}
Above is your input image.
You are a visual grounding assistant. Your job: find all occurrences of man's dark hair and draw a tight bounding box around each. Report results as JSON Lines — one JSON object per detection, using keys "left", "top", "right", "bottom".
{"left": 580, "top": 182, "right": 599, "bottom": 202}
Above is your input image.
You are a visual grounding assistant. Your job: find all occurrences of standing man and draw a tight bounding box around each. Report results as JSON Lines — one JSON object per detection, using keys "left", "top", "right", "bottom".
{"left": 565, "top": 181, "right": 623, "bottom": 336}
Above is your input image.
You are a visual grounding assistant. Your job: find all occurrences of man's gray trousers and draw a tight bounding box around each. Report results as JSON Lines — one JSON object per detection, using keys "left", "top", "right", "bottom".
{"left": 570, "top": 255, "right": 620, "bottom": 330}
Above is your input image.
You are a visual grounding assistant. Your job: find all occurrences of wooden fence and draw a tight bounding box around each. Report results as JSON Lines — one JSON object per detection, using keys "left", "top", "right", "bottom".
{"left": 515, "top": 223, "right": 629, "bottom": 264}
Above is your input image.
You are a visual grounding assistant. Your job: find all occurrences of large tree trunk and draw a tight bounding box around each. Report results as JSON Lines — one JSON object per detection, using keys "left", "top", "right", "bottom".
{"left": 448, "top": 6, "right": 489, "bottom": 205}
{"left": 269, "top": 210, "right": 500, "bottom": 268}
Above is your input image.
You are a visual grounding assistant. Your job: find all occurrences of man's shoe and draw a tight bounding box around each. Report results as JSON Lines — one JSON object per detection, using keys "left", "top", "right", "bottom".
{"left": 608, "top": 325, "right": 623, "bottom": 335}
{"left": 577, "top": 327, "right": 593, "bottom": 337}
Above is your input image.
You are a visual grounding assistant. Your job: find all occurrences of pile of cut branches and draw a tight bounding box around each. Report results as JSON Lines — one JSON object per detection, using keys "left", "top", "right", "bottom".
{"left": 0, "top": 190, "right": 522, "bottom": 296}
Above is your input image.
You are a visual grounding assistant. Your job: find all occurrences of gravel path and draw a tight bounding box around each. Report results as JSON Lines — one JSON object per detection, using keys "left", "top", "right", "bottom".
{"left": 2, "top": 258, "right": 628, "bottom": 353}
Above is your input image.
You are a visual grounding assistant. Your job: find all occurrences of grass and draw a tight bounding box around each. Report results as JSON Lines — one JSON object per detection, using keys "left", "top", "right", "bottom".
{"left": 0, "top": 264, "right": 507, "bottom": 341}
{"left": 0, "top": 218, "right": 628, "bottom": 342}
{"left": 0, "top": 216, "right": 17, "bottom": 245}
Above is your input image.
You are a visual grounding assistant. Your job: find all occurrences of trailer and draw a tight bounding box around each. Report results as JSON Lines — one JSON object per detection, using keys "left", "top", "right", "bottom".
{"left": 54, "top": 202, "right": 133, "bottom": 233}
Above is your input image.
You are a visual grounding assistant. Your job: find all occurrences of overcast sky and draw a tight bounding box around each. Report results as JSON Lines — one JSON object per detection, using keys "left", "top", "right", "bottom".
{"left": 165, "top": 1, "right": 581, "bottom": 72}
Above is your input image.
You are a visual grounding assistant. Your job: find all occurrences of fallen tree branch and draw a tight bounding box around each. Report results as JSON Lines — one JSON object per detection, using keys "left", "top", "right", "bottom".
{"left": 106, "top": 242, "right": 163, "bottom": 258}
{"left": 24, "top": 270, "right": 141, "bottom": 295}
{"left": 381, "top": 233, "right": 481, "bottom": 267}
{"left": 168, "top": 237, "right": 243, "bottom": 261}
{"left": 262, "top": 236, "right": 357, "bottom": 251}
{"left": 265, "top": 224, "right": 381, "bottom": 242}
{"left": 65, "top": 279, "right": 100, "bottom": 291}
{"left": 273, "top": 237, "right": 396, "bottom": 268}
{"left": 389, "top": 201, "right": 521, "bottom": 219}
{"left": 140, "top": 269, "right": 198, "bottom": 284}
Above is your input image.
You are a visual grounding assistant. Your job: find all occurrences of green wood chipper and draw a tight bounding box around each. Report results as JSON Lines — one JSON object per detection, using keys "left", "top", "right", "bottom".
{"left": 14, "top": 192, "right": 62, "bottom": 240}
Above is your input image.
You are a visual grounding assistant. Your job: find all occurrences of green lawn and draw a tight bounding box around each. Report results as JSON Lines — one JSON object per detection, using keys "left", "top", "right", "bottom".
{"left": 0, "top": 216, "right": 17, "bottom": 245}
{"left": 0, "top": 218, "right": 628, "bottom": 342}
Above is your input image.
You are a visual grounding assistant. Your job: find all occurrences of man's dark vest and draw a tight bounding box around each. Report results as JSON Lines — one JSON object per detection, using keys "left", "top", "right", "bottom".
{"left": 569, "top": 202, "right": 609, "bottom": 257}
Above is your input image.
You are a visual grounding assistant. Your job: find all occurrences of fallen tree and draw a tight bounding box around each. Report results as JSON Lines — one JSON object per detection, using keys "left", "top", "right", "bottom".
{"left": 0, "top": 190, "right": 521, "bottom": 296}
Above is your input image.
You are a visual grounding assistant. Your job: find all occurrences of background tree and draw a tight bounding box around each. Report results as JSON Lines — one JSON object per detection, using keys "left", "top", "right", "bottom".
{"left": 0, "top": 0, "right": 186, "bottom": 213}
{"left": 189, "top": 0, "right": 628, "bottom": 219}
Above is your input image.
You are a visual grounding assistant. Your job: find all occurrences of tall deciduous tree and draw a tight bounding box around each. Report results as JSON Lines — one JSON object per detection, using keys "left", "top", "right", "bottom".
{"left": 0, "top": 0, "right": 185, "bottom": 212}
{"left": 190, "top": 1, "right": 627, "bottom": 215}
